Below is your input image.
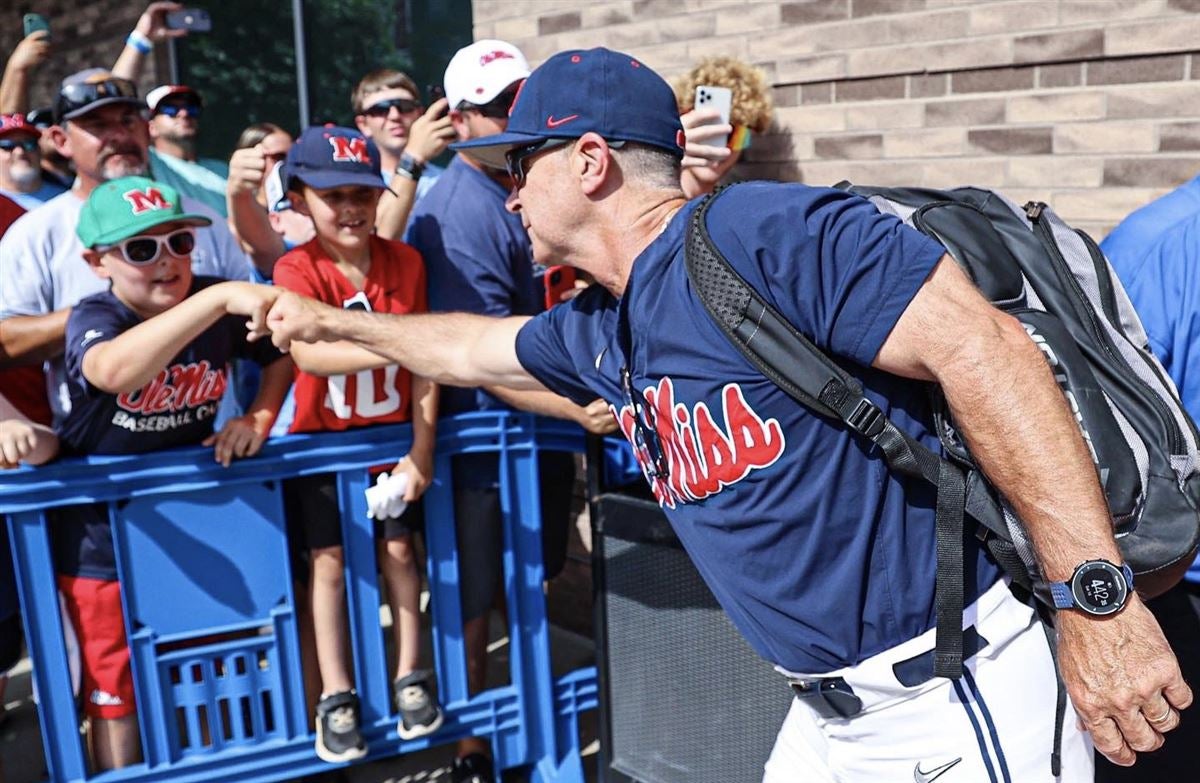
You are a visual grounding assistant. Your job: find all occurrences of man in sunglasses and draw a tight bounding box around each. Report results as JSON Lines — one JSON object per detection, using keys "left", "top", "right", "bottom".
{"left": 266, "top": 47, "right": 1190, "bottom": 782}
{"left": 0, "top": 112, "right": 64, "bottom": 210}
{"left": 144, "top": 84, "right": 228, "bottom": 218}
{"left": 0, "top": 69, "right": 254, "bottom": 430}
{"left": 403, "top": 39, "right": 615, "bottom": 783}
{"left": 352, "top": 68, "right": 454, "bottom": 239}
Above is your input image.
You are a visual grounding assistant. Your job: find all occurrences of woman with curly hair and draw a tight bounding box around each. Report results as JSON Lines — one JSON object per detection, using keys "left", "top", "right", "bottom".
{"left": 673, "top": 56, "right": 775, "bottom": 198}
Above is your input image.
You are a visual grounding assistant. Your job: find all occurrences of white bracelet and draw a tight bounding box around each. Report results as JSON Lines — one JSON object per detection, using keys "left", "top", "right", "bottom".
{"left": 126, "top": 30, "right": 152, "bottom": 54}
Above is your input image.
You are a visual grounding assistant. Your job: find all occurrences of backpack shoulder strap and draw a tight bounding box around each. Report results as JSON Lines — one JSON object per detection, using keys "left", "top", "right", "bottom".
{"left": 682, "top": 185, "right": 968, "bottom": 678}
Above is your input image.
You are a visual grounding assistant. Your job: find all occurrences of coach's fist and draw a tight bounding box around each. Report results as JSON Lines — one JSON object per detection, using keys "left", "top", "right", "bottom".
{"left": 264, "top": 292, "right": 336, "bottom": 350}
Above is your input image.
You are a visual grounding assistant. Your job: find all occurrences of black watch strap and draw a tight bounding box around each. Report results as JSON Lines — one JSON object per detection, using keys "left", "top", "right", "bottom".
{"left": 395, "top": 153, "right": 424, "bottom": 180}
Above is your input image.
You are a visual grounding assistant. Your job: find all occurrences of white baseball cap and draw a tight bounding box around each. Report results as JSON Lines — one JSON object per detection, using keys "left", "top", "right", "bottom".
{"left": 145, "top": 84, "right": 201, "bottom": 113}
{"left": 444, "top": 40, "right": 530, "bottom": 111}
{"left": 264, "top": 161, "right": 289, "bottom": 213}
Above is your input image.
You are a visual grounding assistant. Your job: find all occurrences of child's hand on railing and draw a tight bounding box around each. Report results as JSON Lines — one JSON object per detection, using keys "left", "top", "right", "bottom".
{"left": 202, "top": 411, "right": 271, "bottom": 467}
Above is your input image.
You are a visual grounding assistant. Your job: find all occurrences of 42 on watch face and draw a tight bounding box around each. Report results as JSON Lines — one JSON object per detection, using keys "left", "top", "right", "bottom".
{"left": 1071, "top": 561, "right": 1130, "bottom": 616}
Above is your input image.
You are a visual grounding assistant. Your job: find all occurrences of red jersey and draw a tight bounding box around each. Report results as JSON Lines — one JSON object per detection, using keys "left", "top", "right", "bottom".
{"left": 273, "top": 236, "right": 427, "bottom": 433}
{"left": 0, "top": 194, "right": 50, "bottom": 425}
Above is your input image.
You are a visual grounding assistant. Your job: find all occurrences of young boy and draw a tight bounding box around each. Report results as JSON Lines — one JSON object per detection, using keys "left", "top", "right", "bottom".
{"left": 273, "top": 126, "right": 441, "bottom": 762}
{"left": 54, "top": 176, "right": 292, "bottom": 771}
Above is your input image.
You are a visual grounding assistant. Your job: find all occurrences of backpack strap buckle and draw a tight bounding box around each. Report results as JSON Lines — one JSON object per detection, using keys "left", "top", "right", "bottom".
{"left": 846, "top": 398, "right": 886, "bottom": 439}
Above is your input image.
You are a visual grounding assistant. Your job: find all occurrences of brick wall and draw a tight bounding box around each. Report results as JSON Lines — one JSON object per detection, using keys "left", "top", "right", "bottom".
{"left": 474, "top": 0, "right": 1200, "bottom": 239}
{"left": 0, "top": 3, "right": 160, "bottom": 113}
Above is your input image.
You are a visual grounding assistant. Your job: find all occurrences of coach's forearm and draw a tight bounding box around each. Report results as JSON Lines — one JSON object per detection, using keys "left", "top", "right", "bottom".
{"left": 319, "top": 307, "right": 539, "bottom": 390}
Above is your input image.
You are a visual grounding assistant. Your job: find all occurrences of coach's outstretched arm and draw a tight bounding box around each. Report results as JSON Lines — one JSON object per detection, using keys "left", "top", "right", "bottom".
{"left": 264, "top": 290, "right": 540, "bottom": 391}
{"left": 875, "top": 255, "right": 1189, "bottom": 768}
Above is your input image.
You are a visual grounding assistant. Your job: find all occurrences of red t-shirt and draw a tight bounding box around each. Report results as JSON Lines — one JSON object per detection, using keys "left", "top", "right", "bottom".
{"left": 273, "top": 236, "right": 427, "bottom": 433}
{"left": 0, "top": 194, "right": 52, "bottom": 426}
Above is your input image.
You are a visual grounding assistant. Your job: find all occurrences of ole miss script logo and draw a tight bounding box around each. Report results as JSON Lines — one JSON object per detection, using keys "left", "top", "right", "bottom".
{"left": 328, "top": 136, "right": 370, "bottom": 164}
{"left": 614, "top": 377, "right": 785, "bottom": 509}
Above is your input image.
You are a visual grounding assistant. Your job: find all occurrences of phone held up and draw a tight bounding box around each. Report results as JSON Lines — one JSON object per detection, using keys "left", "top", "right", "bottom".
{"left": 166, "top": 8, "right": 213, "bottom": 33}
{"left": 694, "top": 85, "right": 733, "bottom": 149}
{"left": 23, "top": 13, "right": 50, "bottom": 40}
{"left": 544, "top": 265, "right": 576, "bottom": 310}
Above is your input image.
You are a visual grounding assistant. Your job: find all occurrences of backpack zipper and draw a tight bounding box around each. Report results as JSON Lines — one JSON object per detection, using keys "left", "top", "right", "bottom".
{"left": 1024, "top": 203, "right": 1186, "bottom": 456}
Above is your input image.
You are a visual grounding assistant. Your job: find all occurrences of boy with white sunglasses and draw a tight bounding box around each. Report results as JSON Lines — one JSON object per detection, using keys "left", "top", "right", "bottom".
{"left": 52, "top": 176, "right": 292, "bottom": 771}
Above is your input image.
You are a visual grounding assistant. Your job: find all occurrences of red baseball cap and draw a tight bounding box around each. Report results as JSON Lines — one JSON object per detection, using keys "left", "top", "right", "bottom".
{"left": 0, "top": 113, "right": 40, "bottom": 139}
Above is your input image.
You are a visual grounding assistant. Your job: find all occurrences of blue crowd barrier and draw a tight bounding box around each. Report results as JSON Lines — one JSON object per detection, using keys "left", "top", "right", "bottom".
{"left": 0, "top": 412, "right": 597, "bottom": 783}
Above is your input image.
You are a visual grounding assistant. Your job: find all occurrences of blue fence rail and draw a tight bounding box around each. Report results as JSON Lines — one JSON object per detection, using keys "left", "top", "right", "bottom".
{"left": 0, "top": 412, "right": 597, "bottom": 783}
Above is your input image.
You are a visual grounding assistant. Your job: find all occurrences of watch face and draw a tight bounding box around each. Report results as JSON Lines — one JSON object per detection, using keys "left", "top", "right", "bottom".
{"left": 1071, "top": 562, "right": 1128, "bottom": 615}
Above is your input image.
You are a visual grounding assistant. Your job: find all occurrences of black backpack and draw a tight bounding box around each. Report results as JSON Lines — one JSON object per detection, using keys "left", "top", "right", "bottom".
{"left": 684, "top": 183, "right": 1200, "bottom": 686}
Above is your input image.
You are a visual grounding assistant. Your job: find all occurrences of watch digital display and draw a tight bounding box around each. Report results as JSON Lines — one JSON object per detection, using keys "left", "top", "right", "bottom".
{"left": 1070, "top": 561, "right": 1129, "bottom": 616}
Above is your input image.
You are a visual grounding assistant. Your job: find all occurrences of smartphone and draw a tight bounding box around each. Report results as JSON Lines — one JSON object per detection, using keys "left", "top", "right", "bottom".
{"left": 426, "top": 83, "right": 446, "bottom": 103}
{"left": 694, "top": 85, "right": 733, "bottom": 148}
{"left": 543, "top": 265, "right": 576, "bottom": 310}
{"left": 23, "top": 13, "right": 50, "bottom": 40}
{"left": 166, "top": 8, "right": 212, "bottom": 32}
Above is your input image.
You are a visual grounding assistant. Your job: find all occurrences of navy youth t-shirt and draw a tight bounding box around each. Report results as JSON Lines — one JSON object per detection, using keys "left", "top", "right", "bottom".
{"left": 515, "top": 183, "right": 1004, "bottom": 674}
{"left": 53, "top": 275, "right": 283, "bottom": 580}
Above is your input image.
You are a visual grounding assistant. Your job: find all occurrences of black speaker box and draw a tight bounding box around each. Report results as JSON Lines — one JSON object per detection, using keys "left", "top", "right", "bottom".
{"left": 591, "top": 490, "right": 793, "bottom": 783}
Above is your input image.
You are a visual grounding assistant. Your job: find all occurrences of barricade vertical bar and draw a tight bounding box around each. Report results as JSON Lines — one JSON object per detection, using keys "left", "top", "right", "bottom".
{"left": 8, "top": 510, "right": 88, "bottom": 783}
{"left": 337, "top": 469, "right": 391, "bottom": 729}
{"left": 424, "top": 452, "right": 468, "bottom": 707}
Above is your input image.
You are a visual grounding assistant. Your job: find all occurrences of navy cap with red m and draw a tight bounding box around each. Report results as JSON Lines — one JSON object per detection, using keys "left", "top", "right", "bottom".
{"left": 283, "top": 125, "right": 387, "bottom": 191}
{"left": 452, "top": 47, "right": 684, "bottom": 169}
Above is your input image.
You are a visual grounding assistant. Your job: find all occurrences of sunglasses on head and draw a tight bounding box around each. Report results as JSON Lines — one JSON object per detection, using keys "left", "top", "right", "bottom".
{"left": 156, "top": 103, "right": 202, "bottom": 118}
{"left": 96, "top": 228, "right": 196, "bottom": 266}
{"left": 57, "top": 77, "right": 138, "bottom": 116}
{"left": 459, "top": 88, "right": 521, "bottom": 119}
{"left": 0, "top": 138, "right": 37, "bottom": 152}
{"left": 362, "top": 97, "right": 421, "bottom": 117}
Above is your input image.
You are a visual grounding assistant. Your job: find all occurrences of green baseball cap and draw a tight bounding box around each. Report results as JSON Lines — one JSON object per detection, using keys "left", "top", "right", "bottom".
{"left": 76, "top": 176, "right": 212, "bottom": 249}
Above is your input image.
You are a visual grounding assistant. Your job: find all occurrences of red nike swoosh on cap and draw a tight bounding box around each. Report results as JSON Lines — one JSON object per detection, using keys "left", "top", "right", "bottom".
{"left": 546, "top": 114, "right": 579, "bottom": 128}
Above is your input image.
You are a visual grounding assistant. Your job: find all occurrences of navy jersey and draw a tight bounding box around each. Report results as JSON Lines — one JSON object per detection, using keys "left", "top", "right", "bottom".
{"left": 515, "top": 184, "right": 1004, "bottom": 673}
{"left": 406, "top": 156, "right": 542, "bottom": 416}
{"left": 53, "top": 275, "right": 284, "bottom": 580}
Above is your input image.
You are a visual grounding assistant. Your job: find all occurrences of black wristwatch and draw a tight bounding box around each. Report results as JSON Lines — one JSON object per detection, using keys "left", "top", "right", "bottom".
{"left": 1049, "top": 559, "right": 1133, "bottom": 616}
{"left": 395, "top": 153, "right": 424, "bottom": 180}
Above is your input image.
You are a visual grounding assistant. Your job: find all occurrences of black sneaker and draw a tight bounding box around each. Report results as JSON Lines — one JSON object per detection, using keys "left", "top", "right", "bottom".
{"left": 451, "top": 752, "right": 495, "bottom": 783}
{"left": 394, "top": 669, "right": 444, "bottom": 739}
{"left": 314, "top": 690, "right": 367, "bottom": 763}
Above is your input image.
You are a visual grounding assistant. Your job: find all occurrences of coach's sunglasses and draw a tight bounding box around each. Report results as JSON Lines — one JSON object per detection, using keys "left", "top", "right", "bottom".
{"left": 362, "top": 97, "right": 421, "bottom": 117}
{"left": 96, "top": 229, "right": 197, "bottom": 266}
{"left": 620, "top": 365, "right": 669, "bottom": 480}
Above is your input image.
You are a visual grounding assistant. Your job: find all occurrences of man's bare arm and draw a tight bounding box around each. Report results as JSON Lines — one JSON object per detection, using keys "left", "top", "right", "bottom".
{"left": 486, "top": 387, "right": 617, "bottom": 435}
{"left": 0, "top": 310, "right": 70, "bottom": 367}
{"left": 0, "top": 31, "right": 51, "bottom": 114}
{"left": 265, "top": 291, "right": 539, "bottom": 390}
{"left": 876, "top": 255, "right": 1190, "bottom": 766}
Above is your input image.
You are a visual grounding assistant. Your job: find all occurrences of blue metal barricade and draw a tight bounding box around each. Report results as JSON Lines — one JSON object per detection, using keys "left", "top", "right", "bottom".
{"left": 0, "top": 412, "right": 597, "bottom": 783}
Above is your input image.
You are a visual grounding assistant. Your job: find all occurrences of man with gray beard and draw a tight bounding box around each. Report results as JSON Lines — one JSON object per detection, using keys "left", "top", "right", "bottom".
{"left": 0, "top": 112, "right": 64, "bottom": 209}
{"left": 0, "top": 69, "right": 252, "bottom": 423}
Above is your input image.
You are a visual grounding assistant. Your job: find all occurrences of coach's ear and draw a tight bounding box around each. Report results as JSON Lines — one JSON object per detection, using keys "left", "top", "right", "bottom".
{"left": 574, "top": 132, "right": 617, "bottom": 197}
{"left": 82, "top": 249, "right": 112, "bottom": 280}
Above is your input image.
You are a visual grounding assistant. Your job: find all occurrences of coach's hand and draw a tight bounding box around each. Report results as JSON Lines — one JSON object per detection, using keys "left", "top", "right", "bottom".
{"left": 574, "top": 398, "right": 618, "bottom": 435}
{"left": 1057, "top": 596, "right": 1191, "bottom": 766}
{"left": 264, "top": 291, "right": 337, "bottom": 350}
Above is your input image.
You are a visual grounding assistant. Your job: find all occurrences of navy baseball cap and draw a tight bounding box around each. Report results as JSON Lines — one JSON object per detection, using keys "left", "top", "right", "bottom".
{"left": 452, "top": 47, "right": 685, "bottom": 170}
{"left": 283, "top": 125, "right": 387, "bottom": 191}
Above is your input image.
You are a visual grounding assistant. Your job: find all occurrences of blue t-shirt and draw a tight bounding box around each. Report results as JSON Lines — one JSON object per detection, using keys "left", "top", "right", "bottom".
{"left": 0, "top": 179, "right": 67, "bottom": 210}
{"left": 515, "top": 183, "right": 1003, "bottom": 673}
{"left": 52, "top": 276, "right": 284, "bottom": 580}
{"left": 1101, "top": 174, "right": 1200, "bottom": 270}
{"left": 1103, "top": 209, "right": 1200, "bottom": 583}
{"left": 406, "top": 155, "right": 543, "bottom": 417}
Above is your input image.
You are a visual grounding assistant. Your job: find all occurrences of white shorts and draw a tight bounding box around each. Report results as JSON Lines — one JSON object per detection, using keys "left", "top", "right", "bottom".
{"left": 763, "top": 579, "right": 1094, "bottom": 782}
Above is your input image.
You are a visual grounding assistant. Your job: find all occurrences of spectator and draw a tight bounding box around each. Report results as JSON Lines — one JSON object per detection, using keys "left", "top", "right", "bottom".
{"left": 0, "top": 113, "right": 66, "bottom": 209}
{"left": 264, "top": 161, "right": 314, "bottom": 249}
{"left": 1097, "top": 189, "right": 1200, "bottom": 782}
{"left": 274, "top": 126, "right": 443, "bottom": 761}
{"left": 27, "top": 107, "right": 74, "bottom": 189}
{"left": 405, "top": 40, "right": 616, "bottom": 783}
{"left": 0, "top": 28, "right": 51, "bottom": 115}
{"left": 673, "top": 56, "right": 774, "bottom": 198}
{"left": 234, "top": 122, "right": 293, "bottom": 208}
{"left": 54, "top": 175, "right": 289, "bottom": 770}
{"left": 0, "top": 391, "right": 57, "bottom": 469}
{"left": 266, "top": 46, "right": 1190, "bottom": 780}
{"left": 352, "top": 69, "right": 455, "bottom": 238}
{"left": 145, "top": 84, "right": 229, "bottom": 216}
{"left": 110, "top": 2, "right": 187, "bottom": 84}
{"left": 0, "top": 69, "right": 254, "bottom": 427}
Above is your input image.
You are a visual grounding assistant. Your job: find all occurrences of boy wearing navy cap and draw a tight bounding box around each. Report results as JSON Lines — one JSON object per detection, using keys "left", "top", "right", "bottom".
{"left": 273, "top": 126, "right": 442, "bottom": 761}
{"left": 57, "top": 176, "right": 291, "bottom": 770}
